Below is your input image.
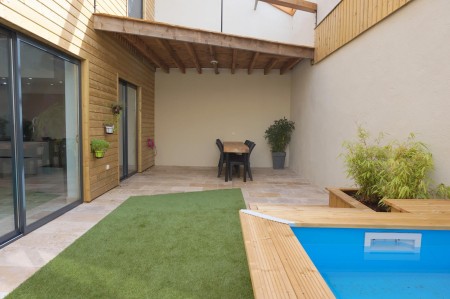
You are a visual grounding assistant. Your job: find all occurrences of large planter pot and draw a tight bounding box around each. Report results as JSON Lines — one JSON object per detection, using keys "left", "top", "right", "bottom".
{"left": 326, "top": 187, "right": 373, "bottom": 211}
{"left": 271, "top": 152, "right": 286, "bottom": 169}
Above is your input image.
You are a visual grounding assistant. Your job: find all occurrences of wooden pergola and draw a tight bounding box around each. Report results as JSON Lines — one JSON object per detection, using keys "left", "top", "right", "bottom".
{"left": 93, "top": 13, "right": 315, "bottom": 75}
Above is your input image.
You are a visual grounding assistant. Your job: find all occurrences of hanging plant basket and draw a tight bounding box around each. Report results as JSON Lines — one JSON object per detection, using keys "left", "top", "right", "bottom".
{"left": 104, "top": 124, "right": 114, "bottom": 134}
{"left": 94, "top": 150, "right": 105, "bottom": 158}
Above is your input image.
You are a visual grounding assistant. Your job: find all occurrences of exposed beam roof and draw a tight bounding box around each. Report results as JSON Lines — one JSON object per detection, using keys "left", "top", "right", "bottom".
{"left": 94, "top": 14, "right": 314, "bottom": 75}
{"left": 256, "top": 0, "right": 317, "bottom": 13}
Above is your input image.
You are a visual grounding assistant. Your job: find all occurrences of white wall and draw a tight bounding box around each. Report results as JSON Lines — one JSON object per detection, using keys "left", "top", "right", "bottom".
{"left": 290, "top": 0, "right": 450, "bottom": 188}
{"left": 316, "top": 0, "right": 340, "bottom": 23}
{"left": 155, "top": 0, "right": 315, "bottom": 46}
{"left": 155, "top": 69, "right": 291, "bottom": 167}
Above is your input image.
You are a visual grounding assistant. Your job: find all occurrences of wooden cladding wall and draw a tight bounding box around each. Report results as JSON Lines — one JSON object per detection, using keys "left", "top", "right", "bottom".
{"left": 144, "top": 0, "right": 155, "bottom": 21}
{"left": 315, "top": 0, "right": 412, "bottom": 62}
{"left": 95, "top": 0, "right": 155, "bottom": 20}
{"left": 0, "top": 0, "right": 155, "bottom": 201}
{"left": 95, "top": 0, "right": 127, "bottom": 16}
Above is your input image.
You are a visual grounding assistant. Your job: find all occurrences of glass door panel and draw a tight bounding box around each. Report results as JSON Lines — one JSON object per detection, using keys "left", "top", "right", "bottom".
{"left": 0, "top": 32, "right": 17, "bottom": 241}
{"left": 119, "top": 80, "right": 137, "bottom": 180}
{"left": 119, "top": 82, "right": 125, "bottom": 178}
{"left": 127, "top": 85, "right": 137, "bottom": 174}
{"left": 19, "top": 41, "right": 81, "bottom": 227}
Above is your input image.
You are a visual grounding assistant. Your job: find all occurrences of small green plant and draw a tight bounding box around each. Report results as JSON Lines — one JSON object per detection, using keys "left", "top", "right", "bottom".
{"left": 343, "top": 127, "right": 444, "bottom": 206}
{"left": 342, "top": 127, "right": 390, "bottom": 204}
{"left": 379, "top": 134, "right": 433, "bottom": 200}
{"left": 111, "top": 104, "right": 123, "bottom": 133}
{"left": 90, "top": 138, "right": 110, "bottom": 154}
{"left": 264, "top": 117, "right": 295, "bottom": 152}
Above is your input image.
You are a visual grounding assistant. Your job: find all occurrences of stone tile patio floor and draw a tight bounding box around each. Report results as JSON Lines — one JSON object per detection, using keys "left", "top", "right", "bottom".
{"left": 0, "top": 166, "right": 328, "bottom": 298}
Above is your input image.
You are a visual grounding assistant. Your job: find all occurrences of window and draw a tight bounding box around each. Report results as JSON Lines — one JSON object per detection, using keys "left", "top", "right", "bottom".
{"left": 128, "top": 0, "right": 143, "bottom": 18}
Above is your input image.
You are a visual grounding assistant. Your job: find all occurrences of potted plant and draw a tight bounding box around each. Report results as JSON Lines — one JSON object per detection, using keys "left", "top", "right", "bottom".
{"left": 264, "top": 117, "right": 295, "bottom": 169}
{"left": 111, "top": 104, "right": 122, "bottom": 133}
{"left": 90, "top": 138, "right": 110, "bottom": 158}
{"left": 331, "top": 127, "right": 450, "bottom": 211}
{"left": 104, "top": 122, "right": 114, "bottom": 134}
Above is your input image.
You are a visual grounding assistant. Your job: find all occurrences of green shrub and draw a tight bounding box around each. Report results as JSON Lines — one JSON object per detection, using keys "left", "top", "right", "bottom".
{"left": 343, "top": 127, "right": 441, "bottom": 205}
{"left": 90, "top": 139, "right": 110, "bottom": 152}
{"left": 264, "top": 117, "right": 295, "bottom": 152}
{"left": 342, "top": 127, "right": 390, "bottom": 204}
{"left": 380, "top": 134, "right": 433, "bottom": 199}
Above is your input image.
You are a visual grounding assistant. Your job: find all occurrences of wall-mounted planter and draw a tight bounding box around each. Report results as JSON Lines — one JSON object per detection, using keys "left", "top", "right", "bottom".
{"left": 94, "top": 150, "right": 105, "bottom": 158}
{"left": 91, "top": 138, "right": 110, "bottom": 159}
{"left": 104, "top": 125, "right": 114, "bottom": 134}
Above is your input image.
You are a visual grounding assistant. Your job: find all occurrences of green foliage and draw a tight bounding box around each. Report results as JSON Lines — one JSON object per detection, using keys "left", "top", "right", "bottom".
{"left": 90, "top": 138, "right": 110, "bottom": 152}
{"left": 380, "top": 134, "right": 433, "bottom": 199}
{"left": 343, "top": 127, "right": 438, "bottom": 205}
{"left": 342, "top": 128, "right": 389, "bottom": 203}
{"left": 264, "top": 117, "right": 295, "bottom": 152}
{"left": 436, "top": 184, "right": 450, "bottom": 199}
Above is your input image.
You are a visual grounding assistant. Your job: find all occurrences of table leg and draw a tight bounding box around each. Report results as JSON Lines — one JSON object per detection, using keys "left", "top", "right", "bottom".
{"left": 225, "top": 153, "right": 229, "bottom": 182}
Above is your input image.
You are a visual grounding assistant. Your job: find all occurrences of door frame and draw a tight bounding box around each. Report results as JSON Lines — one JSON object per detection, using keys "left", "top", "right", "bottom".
{"left": 119, "top": 79, "right": 138, "bottom": 181}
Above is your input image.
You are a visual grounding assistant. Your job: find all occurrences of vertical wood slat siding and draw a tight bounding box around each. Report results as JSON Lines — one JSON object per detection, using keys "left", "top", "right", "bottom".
{"left": 95, "top": 0, "right": 154, "bottom": 20}
{"left": 0, "top": 0, "right": 155, "bottom": 201}
{"left": 144, "top": 0, "right": 155, "bottom": 21}
{"left": 314, "top": 0, "right": 412, "bottom": 62}
{"left": 95, "top": 0, "right": 126, "bottom": 16}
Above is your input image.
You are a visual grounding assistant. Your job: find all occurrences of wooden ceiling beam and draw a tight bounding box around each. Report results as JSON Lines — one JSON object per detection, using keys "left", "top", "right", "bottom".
{"left": 121, "top": 34, "right": 169, "bottom": 73}
{"left": 209, "top": 46, "right": 219, "bottom": 75}
{"left": 264, "top": 58, "right": 278, "bottom": 75}
{"left": 94, "top": 14, "right": 314, "bottom": 59}
{"left": 231, "top": 49, "right": 238, "bottom": 74}
{"left": 248, "top": 52, "right": 260, "bottom": 75}
{"left": 280, "top": 58, "right": 302, "bottom": 75}
{"left": 157, "top": 39, "right": 186, "bottom": 73}
{"left": 257, "top": 0, "right": 317, "bottom": 13}
{"left": 185, "top": 43, "right": 202, "bottom": 74}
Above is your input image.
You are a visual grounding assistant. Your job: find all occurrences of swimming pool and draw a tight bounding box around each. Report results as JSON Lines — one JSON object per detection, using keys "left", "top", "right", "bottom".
{"left": 292, "top": 227, "right": 450, "bottom": 299}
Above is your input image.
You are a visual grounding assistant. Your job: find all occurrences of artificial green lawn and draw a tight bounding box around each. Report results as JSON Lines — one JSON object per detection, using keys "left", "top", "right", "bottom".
{"left": 7, "top": 189, "right": 254, "bottom": 299}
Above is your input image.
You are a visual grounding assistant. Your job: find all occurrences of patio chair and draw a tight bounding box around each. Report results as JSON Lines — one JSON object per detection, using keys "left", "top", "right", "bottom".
{"left": 228, "top": 141, "right": 255, "bottom": 181}
{"left": 215, "top": 139, "right": 226, "bottom": 177}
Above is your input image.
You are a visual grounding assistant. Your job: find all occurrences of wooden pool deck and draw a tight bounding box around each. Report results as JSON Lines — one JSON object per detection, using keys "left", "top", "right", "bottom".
{"left": 240, "top": 202, "right": 450, "bottom": 299}
{"left": 384, "top": 199, "right": 450, "bottom": 214}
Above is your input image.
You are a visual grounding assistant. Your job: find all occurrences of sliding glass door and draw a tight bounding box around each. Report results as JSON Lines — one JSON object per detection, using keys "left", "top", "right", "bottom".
{"left": 0, "top": 30, "right": 18, "bottom": 243}
{"left": 19, "top": 40, "right": 81, "bottom": 229}
{"left": 0, "top": 26, "right": 82, "bottom": 246}
{"left": 119, "top": 80, "right": 137, "bottom": 180}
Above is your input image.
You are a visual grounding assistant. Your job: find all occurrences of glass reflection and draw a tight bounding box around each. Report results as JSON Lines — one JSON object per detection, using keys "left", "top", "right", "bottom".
{"left": 0, "top": 33, "right": 15, "bottom": 239}
{"left": 20, "top": 42, "right": 80, "bottom": 226}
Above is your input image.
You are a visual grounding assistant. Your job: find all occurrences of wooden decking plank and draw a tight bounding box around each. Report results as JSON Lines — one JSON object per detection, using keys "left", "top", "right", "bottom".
{"left": 384, "top": 199, "right": 450, "bottom": 214}
{"left": 256, "top": 209, "right": 450, "bottom": 230}
{"left": 267, "top": 221, "right": 334, "bottom": 299}
{"left": 254, "top": 215, "right": 296, "bottom": 299}
{"left": 241, "top": 213, "right": 297, "bottom": 298}
{"left": 240, "top": 212, "right": 335, "bottom": 298}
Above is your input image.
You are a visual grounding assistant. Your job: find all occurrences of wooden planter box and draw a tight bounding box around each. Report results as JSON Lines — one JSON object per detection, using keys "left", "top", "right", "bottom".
{"left": 327, "top": 187, "right": 373, "bottom": 211}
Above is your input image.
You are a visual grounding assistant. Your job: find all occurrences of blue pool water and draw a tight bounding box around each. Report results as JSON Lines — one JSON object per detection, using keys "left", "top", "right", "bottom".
{"left": 292, "top": 227, "right": 450, "bottom": 299}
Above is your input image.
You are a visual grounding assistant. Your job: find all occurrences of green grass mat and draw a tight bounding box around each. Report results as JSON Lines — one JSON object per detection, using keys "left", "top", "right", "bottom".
{"left": 7, "top": 189, "right": 254, "bottom": 299}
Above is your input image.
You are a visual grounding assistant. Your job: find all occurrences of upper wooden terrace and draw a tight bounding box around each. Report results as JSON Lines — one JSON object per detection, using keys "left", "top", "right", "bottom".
{"left": 241, "top": 200, "right": 450, "bottom": 298}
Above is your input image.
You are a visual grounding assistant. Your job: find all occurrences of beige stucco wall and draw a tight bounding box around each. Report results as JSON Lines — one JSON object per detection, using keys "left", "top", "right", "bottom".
{"left": 155, "top": 69, "right": 291, "bottom": 167}
{"left": 290, "top": 0, "right": 450, "bottom": 188}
